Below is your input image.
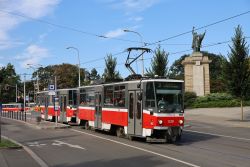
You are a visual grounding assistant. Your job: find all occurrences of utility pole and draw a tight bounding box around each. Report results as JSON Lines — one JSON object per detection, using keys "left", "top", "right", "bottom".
{"left": 23, "top": 74, "right": 26, "bottom": 113}
{"left": 66, "top": 47, "right": 81, "bottom": 87}
{"left": 0, "top": 102, "right": 2, "bottom": 143}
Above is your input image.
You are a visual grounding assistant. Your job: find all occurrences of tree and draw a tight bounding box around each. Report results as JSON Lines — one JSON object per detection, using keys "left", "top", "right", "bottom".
{"left": 89, "top": 68, "right": 100, "bottom": 81}
{"left": 103, "top": 54, "right": 122, "bottom": 83}
{"left": 168, "top": 54, "right": 188, "bottom": 80}
{"left": 0, "top": 63, "right": 20, "bottom": 103}
{"left": 146, "top": 46, "right": 168, "bottom": 77}
{"left": 222, "top": 25, "right": 250, "bottom": 120}
{"left": 33, "top": 64, "right": 85, "bottom": 90}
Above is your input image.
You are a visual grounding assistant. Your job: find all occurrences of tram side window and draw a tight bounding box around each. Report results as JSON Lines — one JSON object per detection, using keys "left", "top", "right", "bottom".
{"left": 114, "top": 85, "right": 125, "bottom": 107}
{"left": 146, "top": 82, "right": 155, "bottom": 107}
{"left": 104, "top": 86, "right": 114, "bottom": 106}
{"left": 129, "top": 93, "right": 133, "bottom": 119}
{"left": 80, "top": 89, "right": 95, "bottom": 106}
{"left": 73, "top": 91, "right": 77, "bottom": 105}
{"left": 80, "top": 92, "right": 87, "bottom": 106}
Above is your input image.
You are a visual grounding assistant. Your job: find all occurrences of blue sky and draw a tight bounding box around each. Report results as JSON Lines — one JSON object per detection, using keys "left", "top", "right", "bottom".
{"left": 0, "top": 0, "right": 249, "bottom": 81}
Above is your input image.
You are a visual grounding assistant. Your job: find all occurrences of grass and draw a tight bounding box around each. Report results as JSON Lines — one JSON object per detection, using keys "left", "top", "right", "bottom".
{"left": 0, "top": 138, "right": 20, "bottom": 148}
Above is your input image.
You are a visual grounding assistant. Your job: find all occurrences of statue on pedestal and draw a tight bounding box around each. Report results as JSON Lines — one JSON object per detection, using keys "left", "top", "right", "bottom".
{"left": 192, "top": 27, "right": 206, "bottom": 52}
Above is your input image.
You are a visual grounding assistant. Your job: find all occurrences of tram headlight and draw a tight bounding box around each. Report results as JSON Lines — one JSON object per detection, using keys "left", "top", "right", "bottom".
{"left": 179, "top": 120, "right": 184, "bottom": 125}
{"left": 158, "top": 120, "right": 163, "bottom": 125}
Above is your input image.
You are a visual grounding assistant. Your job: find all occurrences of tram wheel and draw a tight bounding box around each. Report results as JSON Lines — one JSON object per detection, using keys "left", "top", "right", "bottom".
{"left": 116, "top": 127, "right": 125, "bottom": 138}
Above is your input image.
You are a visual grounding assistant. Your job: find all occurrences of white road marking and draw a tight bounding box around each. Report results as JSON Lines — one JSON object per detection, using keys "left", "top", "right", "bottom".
{"left": 27, "top": 141, "right": 47, "bottom": 147}
{"left": 53, "top": 140, "right": 85, "bottom": 150}
{"left": 71, "top": 129, "right": 200, "bottom": 167}
{"left": 185, "top": 130, "right": 250, "bottom": 141}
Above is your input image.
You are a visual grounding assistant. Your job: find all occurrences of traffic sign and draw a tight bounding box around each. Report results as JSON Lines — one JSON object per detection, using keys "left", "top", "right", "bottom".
{"left": 49, "top": 84, "right": 55, "bottom": 90}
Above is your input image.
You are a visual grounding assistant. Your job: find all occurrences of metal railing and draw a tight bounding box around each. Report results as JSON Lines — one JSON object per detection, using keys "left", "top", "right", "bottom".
{"left": 0, "top": 110, "right": 26, "bottom": 122}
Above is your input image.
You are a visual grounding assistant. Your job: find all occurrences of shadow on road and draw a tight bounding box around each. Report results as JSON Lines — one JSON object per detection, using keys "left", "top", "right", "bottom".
{"left": 52, "top": 155, "right": 168, "bottom": 167}
{"left": 175, "top": 131, "right": 219, "bottom": 146}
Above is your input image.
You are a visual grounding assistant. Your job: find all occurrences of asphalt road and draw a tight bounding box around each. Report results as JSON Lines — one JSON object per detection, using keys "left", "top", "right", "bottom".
{"left": 2, "top": 117, "right": 250, "bottom": 167}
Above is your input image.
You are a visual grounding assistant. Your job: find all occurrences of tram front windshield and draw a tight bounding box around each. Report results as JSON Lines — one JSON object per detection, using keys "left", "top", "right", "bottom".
{"left": 155, "top": 82, "right": 183, "bottom": 113}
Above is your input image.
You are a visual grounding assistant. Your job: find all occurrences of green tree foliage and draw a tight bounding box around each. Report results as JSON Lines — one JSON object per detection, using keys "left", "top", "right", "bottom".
{"left": 0, "top": 63, "right": 20, "bottom": 103}
{"left": 89, "top": 68, "right": 100, "bottom": 81}
{"left": 146, "top": 46, "right": 169, "bottom": 77}
{"left": 222, "top": 26, "right": 250, "bottom": 99}
{"left": 168, "top": 54, "right": 188, "bottom": 79}
{"left": 33, "top": 64, "right": 85, "bottom": 90}
{"left": 222, "top": 25, "right": 250, "bottom": 120}
{"left": 103, "top": 54, "right": 122, "bottom": 83}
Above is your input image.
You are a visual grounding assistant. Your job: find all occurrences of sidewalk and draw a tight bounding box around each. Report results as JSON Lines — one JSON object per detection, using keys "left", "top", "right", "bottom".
{"left": 185, "top": 107, "right": 250, "bottom": 128}
{"left": 0, "top": 148, "right": 40, "bottom": 167}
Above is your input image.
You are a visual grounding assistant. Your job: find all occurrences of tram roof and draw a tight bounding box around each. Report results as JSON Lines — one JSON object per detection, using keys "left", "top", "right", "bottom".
{"left": 79, "top": 78, "right": 183, "bottom": 89}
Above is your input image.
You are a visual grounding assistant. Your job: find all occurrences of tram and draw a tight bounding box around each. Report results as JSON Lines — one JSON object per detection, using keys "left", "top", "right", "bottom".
{"left": 36, "top": 88, "right": 77, "bottom": 123}
{"left": 77, "top": 79, "right": 184, "bottom": 142}
{"left": 35, "top": 78, "right": 184, "bottom": 142}
{"left": 2, "top": 103, "right": 24, "bottom": 112}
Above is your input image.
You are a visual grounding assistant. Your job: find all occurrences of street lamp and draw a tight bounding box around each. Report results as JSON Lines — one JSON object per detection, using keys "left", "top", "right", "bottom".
{"left": 66, "top": 47, "right": 81, "bottom": 87}
{"left": 123, "top": 29, "right": 145, "bottom": 76}
{"left": 27, "top": 64, "right": 42, "bottom": 92}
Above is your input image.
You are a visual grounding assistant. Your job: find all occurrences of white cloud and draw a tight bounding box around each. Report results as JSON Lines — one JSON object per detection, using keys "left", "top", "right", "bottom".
{"left": 106, "top": 0, "right": 160, "bottom": 14}
{"left": 15, "top": 45, "right": 50, "bottom": 68}
{"left": 104, "top": 28, "right": 125, "bottom": 38}
{"left": 129, "top": 16, "right": 143, "bottom": 22}
{"left": 0, "top": 0, "right": 60, "bottom": 49}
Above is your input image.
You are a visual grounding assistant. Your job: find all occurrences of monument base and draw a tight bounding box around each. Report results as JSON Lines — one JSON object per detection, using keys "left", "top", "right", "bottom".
{"left": 182, "top": 52, "right": 211, "bottom": 96}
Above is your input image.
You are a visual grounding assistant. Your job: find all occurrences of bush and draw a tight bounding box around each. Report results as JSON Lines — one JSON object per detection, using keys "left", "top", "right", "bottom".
{"left": 184, "top": 92, "right": 250, "bottom": 108}
{"left": 184, "top": 92, "right": 197, "bottom": 108}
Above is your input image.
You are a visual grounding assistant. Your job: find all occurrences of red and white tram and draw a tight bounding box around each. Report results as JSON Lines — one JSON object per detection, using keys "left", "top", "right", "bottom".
{"left": 2, "top": 103, "right": 24, "bottom": 112}
{"left": 36, "top": 88, "right": 77, "bottom": 123}
{"left": 77, "top": 79, "right": 184, "bottom": 142}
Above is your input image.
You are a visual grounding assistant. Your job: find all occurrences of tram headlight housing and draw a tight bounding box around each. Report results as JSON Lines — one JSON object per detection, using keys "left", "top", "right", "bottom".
{"left": 158, "top": 120, "right": 163, "bottom": 125}
{"left": 179, "top": 120, "right": 184, "bottom": 125}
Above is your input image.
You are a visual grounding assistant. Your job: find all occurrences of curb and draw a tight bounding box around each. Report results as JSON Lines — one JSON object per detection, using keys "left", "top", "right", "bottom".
{"left": 2, "top": 136, "right": 48, "bottom": 167}
{"left": 2, "top": 117, "right": 71, "bottom": 129}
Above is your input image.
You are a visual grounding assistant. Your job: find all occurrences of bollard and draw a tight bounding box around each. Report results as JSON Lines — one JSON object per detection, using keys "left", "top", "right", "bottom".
{"left": 25, "top": 112, "right": 26, "bottom": 122}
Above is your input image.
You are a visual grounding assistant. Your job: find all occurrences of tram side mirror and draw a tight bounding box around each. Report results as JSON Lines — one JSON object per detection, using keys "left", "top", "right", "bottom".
{"left": 137, "top": 83, "right": 141, "bottom": 88}
{"left": 138, "top": 93, "right": 142, "bottom": 101}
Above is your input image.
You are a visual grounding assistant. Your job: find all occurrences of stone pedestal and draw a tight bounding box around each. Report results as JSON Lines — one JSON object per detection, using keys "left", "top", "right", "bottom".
{"left": 182, "top": 52, "right": 211, "bottom": 96}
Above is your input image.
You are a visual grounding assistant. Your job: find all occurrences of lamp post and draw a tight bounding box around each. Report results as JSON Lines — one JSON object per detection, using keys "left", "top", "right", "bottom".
{"left": 124, "top": 29, "right": 145, "bottom": 76}
{"left": 27, "top": 64, "right": 42, "bottom": 92}
{"left": 66, "top": 47, "right": 81, "bottom": 87}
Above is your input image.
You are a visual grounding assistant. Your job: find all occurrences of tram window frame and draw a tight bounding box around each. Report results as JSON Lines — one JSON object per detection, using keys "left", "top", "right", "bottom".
{"left": 104, "top": 86, "right": 114, "bottom": 107}
{"left": 80, "top": 88, "right": 95, "bottom": 106}
{"left": 114, "top": 85, "right": 125, "bottom": 107}
{"left": 137, "top": 93, "right": 142, "bottom": 119}
{"left": 129, "top": 93, "right": 134, "bottom": 119}
{"left": 145, "top": 82, "right": 156, "bottom": 108}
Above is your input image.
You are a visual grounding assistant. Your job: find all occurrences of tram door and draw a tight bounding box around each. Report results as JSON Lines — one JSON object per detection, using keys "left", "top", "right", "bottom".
{"left": 59, "top": 95, "right": 67, "bottom": 122}
{"left": 44, "top": 96, "right": 48, "bottom": 120}
{"left": 94, "top": 92, "right": 102, "bottom": 129}
{"left": 128, "top": 91, "right": 142, "bottom": 136}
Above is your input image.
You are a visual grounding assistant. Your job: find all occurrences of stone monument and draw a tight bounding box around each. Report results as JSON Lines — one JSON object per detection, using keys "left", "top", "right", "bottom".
{"left": 182, "top": 27, "right": 211, "bottom": 96}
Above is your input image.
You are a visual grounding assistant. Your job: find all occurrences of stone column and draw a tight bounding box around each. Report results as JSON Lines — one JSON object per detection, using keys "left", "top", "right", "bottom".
{"left": 182, "top": 52, "right": 211, "bottom": 96}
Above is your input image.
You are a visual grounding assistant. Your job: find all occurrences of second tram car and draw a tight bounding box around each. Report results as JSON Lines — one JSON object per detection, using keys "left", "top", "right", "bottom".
{"left": 36, "top": 88, "right": 77, "bottom": 123}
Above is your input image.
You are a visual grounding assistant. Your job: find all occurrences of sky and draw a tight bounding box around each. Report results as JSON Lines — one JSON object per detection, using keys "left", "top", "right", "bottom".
{"left": 0, "top": 0, "right": 249, "bottom": 81}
